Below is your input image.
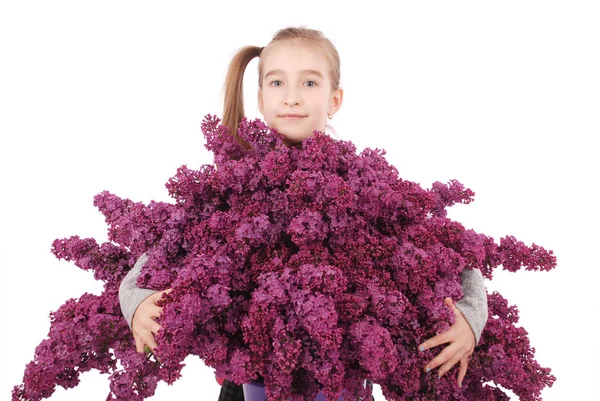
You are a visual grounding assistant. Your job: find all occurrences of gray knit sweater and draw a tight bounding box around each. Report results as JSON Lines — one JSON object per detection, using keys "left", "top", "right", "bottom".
{"left": 119, "top": 253, "right": 488, "bottom": 343}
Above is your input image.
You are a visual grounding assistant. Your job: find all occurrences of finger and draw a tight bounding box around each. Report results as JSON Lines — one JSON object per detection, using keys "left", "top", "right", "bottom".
{"left": 446, "top": 297, "right": 464, "bottom": 321}
{"left": 457, "top": 356, "right": 470, "bottom": 387}
{"left": 148, "top": 319, "right": 162, "bottom": 335}
{"left": 423, "top": 342, "right": 460, "bottom": 373}
{"left": 436, "top": 350, "right": 462, "bottom": 377}
{"left": 446, "top": 297, "right": 463, "bottom": 321}
{"left": 418, "top": 329, "right": 453, "bottom": 352}
{"left": 134, "top": 333, "right": 145, "bottom": 353}
{"left": 145, "top": 304, "right": 164, "bottom": 319}
{"left": 418, "top": 298, "right": 458, "bottom": 352}
{"left": 143, "top": 332, "right": 159, "bottom": 352}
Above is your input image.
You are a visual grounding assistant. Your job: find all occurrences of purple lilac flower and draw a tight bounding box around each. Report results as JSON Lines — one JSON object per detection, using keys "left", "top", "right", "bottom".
{"left": 14, "top": 115, "right": 556, "bottom": 400}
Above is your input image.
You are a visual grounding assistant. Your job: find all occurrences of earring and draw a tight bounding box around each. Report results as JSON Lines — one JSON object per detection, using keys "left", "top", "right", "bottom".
{"left": 327, "top": 113, "right": 333, "bottom": 120}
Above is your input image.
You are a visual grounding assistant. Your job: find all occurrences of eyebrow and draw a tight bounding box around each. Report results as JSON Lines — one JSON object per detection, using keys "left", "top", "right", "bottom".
{"left": 264, "top": 69, "right": 325, "bottom": 79}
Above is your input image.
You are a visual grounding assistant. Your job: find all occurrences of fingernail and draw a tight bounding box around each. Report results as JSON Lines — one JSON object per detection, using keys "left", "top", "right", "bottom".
{"left": 459, "top": 382, "right": 462, "bottom": 388}
{"left": 419, "top": 346, "right": 425, "bottom": 352}
{"left": 425, "top": 367, "right": 430, "bottom": 373}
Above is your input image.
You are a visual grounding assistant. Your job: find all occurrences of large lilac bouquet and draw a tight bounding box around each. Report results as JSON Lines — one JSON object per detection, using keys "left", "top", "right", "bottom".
{"left": 14, "top": 115, "right": 556, "bottom": 401}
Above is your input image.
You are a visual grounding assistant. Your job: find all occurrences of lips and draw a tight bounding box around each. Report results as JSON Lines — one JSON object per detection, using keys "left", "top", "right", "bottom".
{"left": 279, "top": 114, "right": 307, "bottom": 119}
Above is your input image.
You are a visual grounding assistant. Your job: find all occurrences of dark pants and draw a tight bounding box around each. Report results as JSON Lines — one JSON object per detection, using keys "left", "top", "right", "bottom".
{"left": 217, "top": 380, "right": 245, "bottom": 401}
{"left": 217, "top": 379, "right": 375, "bottom": 400}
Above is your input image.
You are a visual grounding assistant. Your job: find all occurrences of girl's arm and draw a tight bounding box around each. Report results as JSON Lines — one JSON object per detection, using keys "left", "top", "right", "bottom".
{"left": 416, "top": 270, "right": 487, "bottom": 387}
{"left": 119, "top": 253, "right": 168, "bottom": 352}
{"left": 455, "top": 268, "right": 488, "bottom": 344}
{"left": 118, "top": 253, "right": 158, "bottom": 329}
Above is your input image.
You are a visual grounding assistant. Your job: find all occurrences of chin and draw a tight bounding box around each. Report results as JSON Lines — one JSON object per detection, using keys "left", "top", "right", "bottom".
{"left": 276, "top": 128, "right": 311, "bottom": 142}
{"left": 289, "top": 133, "right": 313, "bottom": 142}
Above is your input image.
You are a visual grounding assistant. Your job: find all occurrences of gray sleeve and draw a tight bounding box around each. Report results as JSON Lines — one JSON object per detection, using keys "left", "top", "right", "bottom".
{"left": 455, "top": 268, "right": 488, "bottom": 345}
{"left": 119, "top": 253, "right": 158, "bottom": 329}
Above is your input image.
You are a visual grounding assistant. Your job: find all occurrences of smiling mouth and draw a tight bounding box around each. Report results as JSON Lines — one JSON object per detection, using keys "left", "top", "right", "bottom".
{"left": 280, "top": 115, "right": 307, "bottom": 119}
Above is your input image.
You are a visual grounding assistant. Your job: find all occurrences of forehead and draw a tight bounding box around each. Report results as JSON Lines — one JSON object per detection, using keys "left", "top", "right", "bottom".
{"left": 262, "top": 40, "right": 329, "bottom": 78}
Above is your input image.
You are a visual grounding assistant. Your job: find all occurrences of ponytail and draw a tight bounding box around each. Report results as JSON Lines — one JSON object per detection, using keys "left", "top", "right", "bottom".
{"left": 222, "top": 46, "right": 263, "bottom": 150}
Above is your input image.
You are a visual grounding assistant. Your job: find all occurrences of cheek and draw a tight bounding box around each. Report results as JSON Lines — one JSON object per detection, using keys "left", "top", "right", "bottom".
{"left": 309, "top": 97, "right": 328, "bottom": 115}
{"left": 263, "top": 112, "right": 277, "bottom": 128}
{"left": 262, "top": 98, "right": 277, "bottom": 116}
{"left": 265, "top": 118, "right": 276, "bottom": 129}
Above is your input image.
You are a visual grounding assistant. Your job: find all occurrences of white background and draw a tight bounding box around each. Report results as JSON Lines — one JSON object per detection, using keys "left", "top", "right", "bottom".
{"left": 1, "top": 1, "right": 598, "bottom": 400}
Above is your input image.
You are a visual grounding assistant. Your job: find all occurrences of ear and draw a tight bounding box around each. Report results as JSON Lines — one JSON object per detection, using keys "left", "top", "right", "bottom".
{"left": 329, "top": 87, "right": 344, "bottom": 115}
{"left": 258, "top": 88, "right": 264, "bottom": 115}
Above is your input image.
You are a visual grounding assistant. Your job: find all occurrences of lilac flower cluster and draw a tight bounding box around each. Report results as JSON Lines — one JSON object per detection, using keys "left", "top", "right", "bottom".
{"left": 14, "top": 115, "right": 556, "bottom": 400}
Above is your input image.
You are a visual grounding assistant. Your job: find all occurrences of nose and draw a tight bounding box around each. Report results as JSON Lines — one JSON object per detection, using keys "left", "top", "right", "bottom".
{"left": 284, "top": 86, "right": 300, "bottom": 106}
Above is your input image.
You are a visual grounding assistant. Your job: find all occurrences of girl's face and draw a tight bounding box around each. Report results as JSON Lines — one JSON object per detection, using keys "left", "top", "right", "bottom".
{"left": 258, "top": 40, "right": 343, "bottom": 146}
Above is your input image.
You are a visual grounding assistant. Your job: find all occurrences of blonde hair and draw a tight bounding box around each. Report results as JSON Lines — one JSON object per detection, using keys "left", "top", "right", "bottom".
{"left": 222, "top": 26, "right": 341, "bottom": 149}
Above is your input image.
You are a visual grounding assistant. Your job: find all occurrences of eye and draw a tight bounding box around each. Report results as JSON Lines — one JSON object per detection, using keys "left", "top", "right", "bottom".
{"left": 304, "top": 80, "right": 317, "bottom": 87}
{"left": 270, "top": 80, "right": 283, "bottom": 87}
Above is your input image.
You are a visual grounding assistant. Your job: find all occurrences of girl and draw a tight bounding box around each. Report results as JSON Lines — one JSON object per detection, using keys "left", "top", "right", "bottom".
{"left": 119, "top": 26, "right": 488, "bottom": 400}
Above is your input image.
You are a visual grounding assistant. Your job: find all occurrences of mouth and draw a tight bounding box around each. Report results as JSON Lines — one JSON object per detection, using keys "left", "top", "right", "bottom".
{"left": 279, "top": 114, "right": 307, "bottom": 119}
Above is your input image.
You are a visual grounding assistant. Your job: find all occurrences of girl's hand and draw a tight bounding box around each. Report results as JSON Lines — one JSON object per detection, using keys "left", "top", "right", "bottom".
{"left": 131, "top": 289, "right": 171, "bottom": 353}
{"left": 417, "top": 297, "right": 475, "bottom": 388}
